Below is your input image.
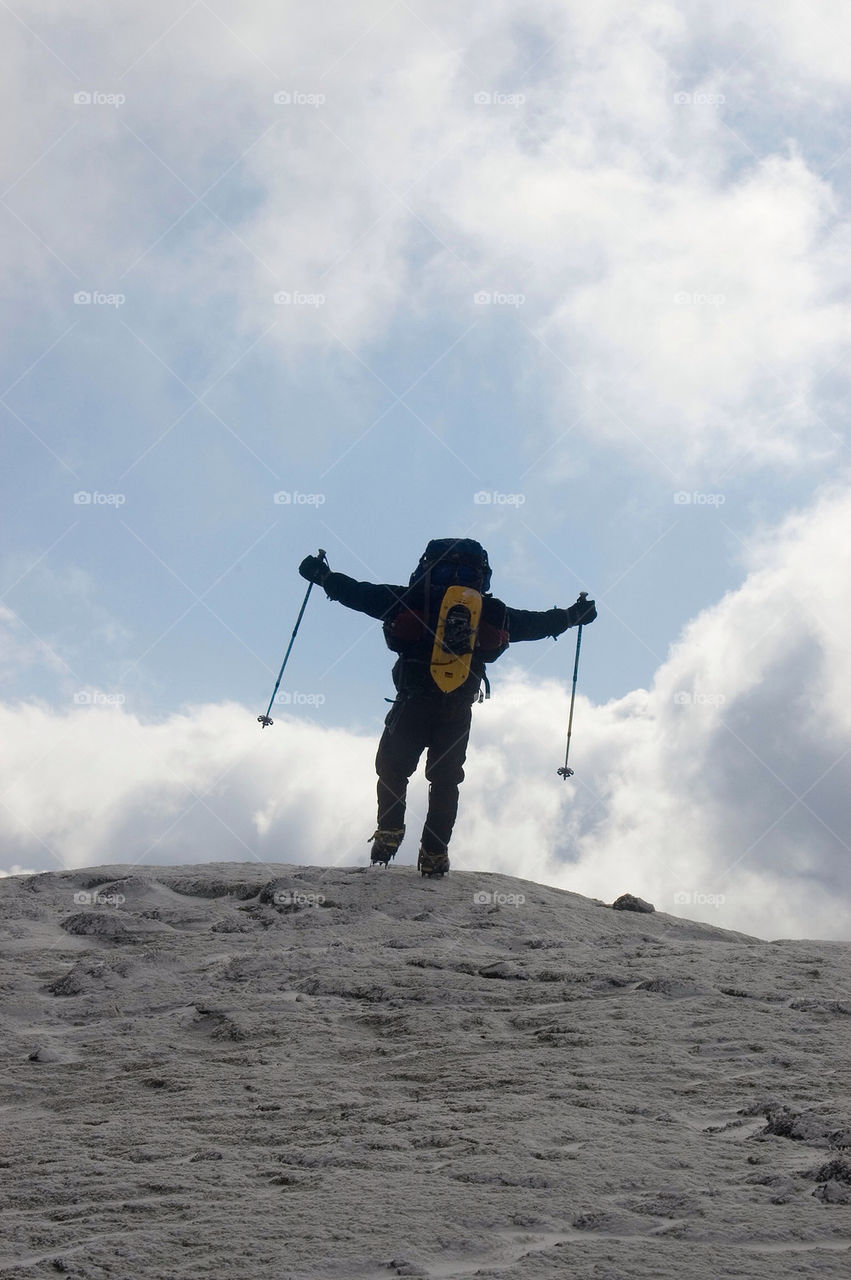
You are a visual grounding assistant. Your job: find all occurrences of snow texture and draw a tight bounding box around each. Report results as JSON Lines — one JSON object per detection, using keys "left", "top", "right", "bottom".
{"left": 1, "top": 861, "right": 850, "bottom": 1279}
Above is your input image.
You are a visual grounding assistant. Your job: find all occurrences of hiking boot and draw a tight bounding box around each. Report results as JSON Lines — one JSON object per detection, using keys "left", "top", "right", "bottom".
{"left": 417, "top": 847, "right": 450, "bottom": 877}
{"left": 368, "top": 827, "right": 405, "bottom": 867}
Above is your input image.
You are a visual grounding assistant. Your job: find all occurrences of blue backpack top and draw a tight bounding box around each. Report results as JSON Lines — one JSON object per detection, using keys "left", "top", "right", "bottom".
{"left": 407, "top": 538, "right": 492, "bottom": 592}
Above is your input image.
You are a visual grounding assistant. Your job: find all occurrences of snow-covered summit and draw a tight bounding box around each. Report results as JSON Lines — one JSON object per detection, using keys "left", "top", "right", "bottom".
{"left": 1, "top": 862, "right": 849, "bottom": 1279}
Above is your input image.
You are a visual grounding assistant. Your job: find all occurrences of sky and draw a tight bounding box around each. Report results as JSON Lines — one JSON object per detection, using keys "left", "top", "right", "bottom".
{"left": 3, "top": 0, "right": 851, "bottom": 940}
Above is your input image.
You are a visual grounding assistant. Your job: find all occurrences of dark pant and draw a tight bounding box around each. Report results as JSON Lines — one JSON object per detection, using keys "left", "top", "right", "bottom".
{"left": 375, "top": 696, "right": 473, "bottom": 855}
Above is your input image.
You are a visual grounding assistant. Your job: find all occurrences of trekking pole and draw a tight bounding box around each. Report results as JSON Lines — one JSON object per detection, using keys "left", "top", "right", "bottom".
{"left": 557, "top": 592, "right": 587, "bottom": 779}
{"left": 257, "top": 549, "right": 327, "bottom": 728}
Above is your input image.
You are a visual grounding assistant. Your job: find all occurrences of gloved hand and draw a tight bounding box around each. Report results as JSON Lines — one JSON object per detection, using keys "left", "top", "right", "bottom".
{"left": 564, "top": 594, "right": 597, "bottom": 627}
{"left": 299, "top": 554, "right": 330, "bottom": 586}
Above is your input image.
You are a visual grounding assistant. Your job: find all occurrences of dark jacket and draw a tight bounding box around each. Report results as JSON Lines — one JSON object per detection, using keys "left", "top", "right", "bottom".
{"left": 322, "top": 570, "right": 571, "bottom": 705}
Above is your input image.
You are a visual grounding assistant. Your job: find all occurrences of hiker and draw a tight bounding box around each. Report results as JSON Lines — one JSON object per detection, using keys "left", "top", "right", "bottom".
{"left": 299, "top": 539, "right": 596, "bottom": 876}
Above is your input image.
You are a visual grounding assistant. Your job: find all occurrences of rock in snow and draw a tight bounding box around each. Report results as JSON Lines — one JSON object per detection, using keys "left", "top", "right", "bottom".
{"left": 0, "top": 861, "right": 849, "bottom": 1279}
{"left": 611, "top": 893, "right": 656, "bottom": 914}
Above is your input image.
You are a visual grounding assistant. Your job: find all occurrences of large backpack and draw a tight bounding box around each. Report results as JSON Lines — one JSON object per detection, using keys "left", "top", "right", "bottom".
{"left": 384, "top": 539, "right": 508, "bottom": 695}
{"left": 408, "top": 537, "right": 492, "bottom": 592}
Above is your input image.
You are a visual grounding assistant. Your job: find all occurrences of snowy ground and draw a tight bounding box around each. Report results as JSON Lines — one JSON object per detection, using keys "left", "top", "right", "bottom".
{"left": 1, "top": 861, "right": 850, "bottom": 1279}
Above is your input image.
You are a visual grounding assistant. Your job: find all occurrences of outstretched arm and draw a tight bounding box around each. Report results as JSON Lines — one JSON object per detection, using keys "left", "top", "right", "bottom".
{"left": 506, "top": 605, "right": 570, "bottom": 642}
{"left": 324, "top": 572, "right": 409, "bottom": 621}
{"left": 506, "top": 595, "right": 596, "bottom": 642}
{"left": 299, "top": 556, "right": 405, "bottom": 621}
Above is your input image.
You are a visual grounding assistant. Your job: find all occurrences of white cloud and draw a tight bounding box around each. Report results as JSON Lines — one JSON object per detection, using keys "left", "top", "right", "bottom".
{"left": 0, "top": 604, "right": 73, "bottom": 684}
{"left": 4, "top": 1, "right": 851, "bottom": 474}
{"left": 0, "top": 698, "right": 375, "bottom": 872}
{"left": 720, "top": 1, "right": 851, "bottom": 87}
{"left": 536, "top": 155, "right": 847, "bottom": 476}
